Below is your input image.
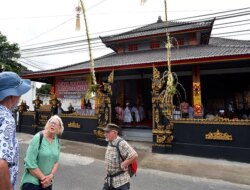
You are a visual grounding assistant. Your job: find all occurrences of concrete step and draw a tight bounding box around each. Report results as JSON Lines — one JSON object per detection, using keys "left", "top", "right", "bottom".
{"left": 121, "top": 128, "right": 152, "bottom": 142}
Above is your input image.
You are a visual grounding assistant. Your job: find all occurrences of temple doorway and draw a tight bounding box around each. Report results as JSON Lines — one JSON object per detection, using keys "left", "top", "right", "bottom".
{"left": 112, "top": 77, "right": 152, "bottom": 142}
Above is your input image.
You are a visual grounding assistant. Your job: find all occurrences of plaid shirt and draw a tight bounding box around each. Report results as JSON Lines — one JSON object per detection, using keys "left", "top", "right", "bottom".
{"left": 105, "top": 136, "right": 137, "bottom": 188}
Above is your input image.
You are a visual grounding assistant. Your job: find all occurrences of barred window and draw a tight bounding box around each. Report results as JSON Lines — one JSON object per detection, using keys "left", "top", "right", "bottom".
{"left": 150, "top": 41, "right": 160, "bottom": 49}
{"left": 128, "top": 44, "right": 138, "bottom": 52}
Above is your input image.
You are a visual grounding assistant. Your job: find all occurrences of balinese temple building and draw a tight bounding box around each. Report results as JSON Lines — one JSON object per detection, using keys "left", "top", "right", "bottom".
{"left": 20, "top": 17, "right": 250, "bottom": 162}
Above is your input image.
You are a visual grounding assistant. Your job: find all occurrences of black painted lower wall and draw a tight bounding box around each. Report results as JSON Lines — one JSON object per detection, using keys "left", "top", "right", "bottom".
{"left": 172, "top": 121, "right": 250, "bottom": 163}
{"left": 19, "top": 112, "right": 100, "bottom": 145}
{"left": 19, "top": 112, "right": 250, "bottom": 163}
{"left": 60, "top": 116, "right": 98, "bottom": 144}
{"left": 18, "top": 112, "right": 36, "bottom": 134}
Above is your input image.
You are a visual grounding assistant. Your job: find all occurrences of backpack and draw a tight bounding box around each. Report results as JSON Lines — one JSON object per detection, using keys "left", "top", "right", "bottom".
{"left": 114, "top": 139, "right": 138, "bottom": 177}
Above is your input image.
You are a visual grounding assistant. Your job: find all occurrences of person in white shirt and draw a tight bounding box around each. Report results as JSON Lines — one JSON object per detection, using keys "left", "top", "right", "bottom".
{"left": 131, "top": 105, "right": 140, "bottom": 123}
{"left": 188, "top": 105, "right": 194, "bottom": 118}
{"left": 123, "top": 103, "right": 133, "bottom": 123}
{"left": 138, "top": 104, "right": 145, "bottom": 121}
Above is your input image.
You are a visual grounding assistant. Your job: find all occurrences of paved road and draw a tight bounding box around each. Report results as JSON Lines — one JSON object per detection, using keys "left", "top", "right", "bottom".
{"left": 16, "top": 133, "right": 250, "bottom": 190}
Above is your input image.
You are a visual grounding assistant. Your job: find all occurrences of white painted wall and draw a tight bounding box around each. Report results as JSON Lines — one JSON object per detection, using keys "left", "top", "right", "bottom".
{"left": 20, "top": 81, "right": 37, "bottom": 111}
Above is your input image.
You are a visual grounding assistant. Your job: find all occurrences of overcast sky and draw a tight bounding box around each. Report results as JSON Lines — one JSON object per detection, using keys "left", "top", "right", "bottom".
{"left": 0, "top": 0, "right": 249, "bottom": 71}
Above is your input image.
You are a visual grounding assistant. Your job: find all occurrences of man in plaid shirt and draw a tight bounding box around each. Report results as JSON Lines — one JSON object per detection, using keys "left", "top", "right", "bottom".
{"left": 103, "top": 123, "right": 138, "bottom": 190}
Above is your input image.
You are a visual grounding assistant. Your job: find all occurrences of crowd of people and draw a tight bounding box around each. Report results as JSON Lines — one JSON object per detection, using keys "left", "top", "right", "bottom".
{"left": 115, "top": 102, "right": 145, "bottom": 125}
{"left": 176, "top": 100, "right": 250, "bottom": 120}
{"left": 173, "top": 101, "right": 204, "bottom": 119}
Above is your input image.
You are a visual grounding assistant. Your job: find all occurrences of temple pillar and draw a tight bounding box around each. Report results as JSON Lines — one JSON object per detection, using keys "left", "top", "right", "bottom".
{"left": 192, "top": 65, "right": 203, "bottom": 118}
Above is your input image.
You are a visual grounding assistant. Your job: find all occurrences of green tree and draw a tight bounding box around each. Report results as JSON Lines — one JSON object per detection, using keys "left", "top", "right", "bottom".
{"left": 0, "top": 32, "right": 27, "bottom": 74}
{"left": 36, "top": 84, "right": 51, "bottom": 95}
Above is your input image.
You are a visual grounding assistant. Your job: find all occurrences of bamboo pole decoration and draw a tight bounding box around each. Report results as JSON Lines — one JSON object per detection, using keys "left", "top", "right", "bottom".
{"left": 164, "top": 0, "right": 174, "bottom": 87}
{"left": 164, "top": 0, "right": 171, "bottom": 71}
{"left": 75, "top": 6, "right": 81, "bottom": 31}
{"left": 79, "top": 0, "right": 97, "bottom": 86}
{"left": 141, "top": 0, "right": 174, "bottom": 89}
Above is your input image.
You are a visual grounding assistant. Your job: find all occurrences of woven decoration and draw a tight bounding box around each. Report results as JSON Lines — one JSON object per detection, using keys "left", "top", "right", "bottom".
{"left": 75, "top": 5, "right": 81, "bottom": 31}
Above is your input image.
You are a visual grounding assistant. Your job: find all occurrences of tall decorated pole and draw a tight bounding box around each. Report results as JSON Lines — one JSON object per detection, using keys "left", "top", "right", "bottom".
{"left": 142, "top": 0, "right": 182, "bottom": 152}
{"left": 77, "top": 0, "right": 97, "bottom": 97}
{"left": 75, "top": 1, "right": 114, "bottom": 141}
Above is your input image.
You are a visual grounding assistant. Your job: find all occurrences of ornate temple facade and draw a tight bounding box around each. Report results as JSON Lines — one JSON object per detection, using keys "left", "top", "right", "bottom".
{"left": 20, "top": 17, "right": 250, "bottom": 162}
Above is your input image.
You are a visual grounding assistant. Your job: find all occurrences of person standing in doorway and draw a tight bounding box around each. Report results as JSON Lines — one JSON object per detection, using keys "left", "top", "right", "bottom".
{"left": 188, "top": 105, "right": 194, "bottom": 118}
{"left": 131, "top": 104, "right": 140, "bottom": 123}
{"left": 180, "top": 101, "right": 189, "bottom": 118}
{"left": 57, "top": 102, "right": 64, "bottom": 115}
{"left": 0, "top": 71, "right": 31, "bottom": 190}
{"left": 103, "top": 123, "right": 138, "bottom": 190}
{"left": 115, "top": 103, "right": 124, "bottom": 125}
{"left": 123, "top": 103, "right": 133, "bottom": 124}
{"left": 138, "top": 104, "right": 145, "bottom": 121}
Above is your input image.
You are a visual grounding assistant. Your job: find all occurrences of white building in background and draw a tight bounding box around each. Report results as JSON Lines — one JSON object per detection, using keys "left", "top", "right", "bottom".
{"left": 20, "top": 81, "right": 37, "bottom": 111}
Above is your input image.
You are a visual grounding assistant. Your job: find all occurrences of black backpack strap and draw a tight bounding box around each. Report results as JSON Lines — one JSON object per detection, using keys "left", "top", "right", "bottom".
{"left": 38, "top": 131, "right": 44, "bottom": 150}
{"left": 115, "top": 138, "right": 125, "bottom": 162}
{"left": 109, "top": 139, "right": 125, "bottom": 163}
{"left": 37, "top": 131, "right": 44, "bottom": 160}
{"left": 107, "top": 171, "right": 125, "bottom": 178}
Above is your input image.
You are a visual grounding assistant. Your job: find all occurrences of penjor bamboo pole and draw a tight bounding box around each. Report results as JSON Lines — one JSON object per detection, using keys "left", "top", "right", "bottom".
{"left": 164, "top": 0, "right": 172, "bottom": 74}
{"left": 79, "top": 0, "right": 97, "bottom": 86}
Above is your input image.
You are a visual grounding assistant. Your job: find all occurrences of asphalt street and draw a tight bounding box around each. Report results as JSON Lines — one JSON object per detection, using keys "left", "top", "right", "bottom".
{"left": 16, "top": 133, "right": 250, "bottom": 190}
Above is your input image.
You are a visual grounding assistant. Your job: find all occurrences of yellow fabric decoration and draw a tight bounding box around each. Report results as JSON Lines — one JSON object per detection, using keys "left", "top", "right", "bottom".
{"left": 75, "top": 14, "right": 80, "bottom": 31}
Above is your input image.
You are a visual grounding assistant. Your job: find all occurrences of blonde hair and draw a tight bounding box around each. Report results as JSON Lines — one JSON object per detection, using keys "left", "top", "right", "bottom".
{"left": 45, "top": 115, "right": 64, "bottom": 135}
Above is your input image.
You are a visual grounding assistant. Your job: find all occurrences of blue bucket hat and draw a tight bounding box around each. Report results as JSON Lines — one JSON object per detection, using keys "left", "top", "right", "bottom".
{"left": 0, "top": 72, "right": 31, "bottom": 101}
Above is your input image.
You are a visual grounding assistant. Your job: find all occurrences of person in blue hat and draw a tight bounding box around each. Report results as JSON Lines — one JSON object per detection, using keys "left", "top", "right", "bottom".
{"left": 0, "top": 71, "right": 31, "bottom": 190}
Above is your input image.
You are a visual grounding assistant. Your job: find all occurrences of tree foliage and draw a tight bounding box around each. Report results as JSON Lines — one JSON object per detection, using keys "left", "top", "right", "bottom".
{"left": 36, "top": 84, "right": 51, "bottom": 95}
{"left": 0, "top": 32, "right": 27, "bottom": 74}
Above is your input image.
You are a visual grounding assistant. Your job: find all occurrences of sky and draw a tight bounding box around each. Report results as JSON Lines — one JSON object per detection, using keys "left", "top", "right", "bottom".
{"left": 0, "top": 0, "right": 249, "bottom": 71}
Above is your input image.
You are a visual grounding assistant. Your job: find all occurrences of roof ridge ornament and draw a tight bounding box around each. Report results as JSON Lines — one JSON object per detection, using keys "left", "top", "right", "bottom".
{"left": 157, "top": 16, "right": 163, "bottom": 23}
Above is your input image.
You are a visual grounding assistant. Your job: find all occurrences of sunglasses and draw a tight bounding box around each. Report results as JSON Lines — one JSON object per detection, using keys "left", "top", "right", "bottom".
{"left": 49, "top": 121, "right": 60, "bottom": 126}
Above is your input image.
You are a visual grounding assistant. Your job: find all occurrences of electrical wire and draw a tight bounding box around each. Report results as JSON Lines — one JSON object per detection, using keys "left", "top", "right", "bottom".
{"left": 217, "top": 32, "right": 250, "bottom": 38}
{"left": 20, "top": 17, "right": 74, "bottom": 45}
{"left": 18, "top": 7, "right": 250, "bottom": 64}
{"left": 20, "top": 9, "right": 250, "bottom": 50}
{"left": 212, "top": 29, "right": 250, "bottom": 36}
{"left": 21, "top": 45, "right": 107, "bottom": 58}
{"left": 18, "top": 59, "right": 43, "bottom": 70}
{"left": 21, "top": 58, "right": 45, "bottom": 69}
{"left": 20, "top": 21, "right": 250, "bottom": 56}
{"left": 21, "top": 17, "right": 250, "bottom": 53}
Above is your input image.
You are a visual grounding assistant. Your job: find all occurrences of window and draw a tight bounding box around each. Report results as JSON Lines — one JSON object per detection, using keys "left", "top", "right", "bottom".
{"left": 150, "top": 41, "right": 160, "bottom": 49}
{"left": 128, "top": 44, "right": 138, "bottom": 52}
{"left": 172, "top": 38, "right": 184, "bottom": 46}
{"left": 189, "top": 33, "right": 197, "bottom": 45}
{"left": 116, "top": 47, "right": 124, "bottom": 53}
{"left": 178, "top": 38, "right": 184, "bottom": 46}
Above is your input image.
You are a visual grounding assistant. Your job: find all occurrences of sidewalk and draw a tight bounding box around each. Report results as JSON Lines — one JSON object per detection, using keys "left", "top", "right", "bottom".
{"left": 17, "top": 132, "right": 250, "bottom": 186}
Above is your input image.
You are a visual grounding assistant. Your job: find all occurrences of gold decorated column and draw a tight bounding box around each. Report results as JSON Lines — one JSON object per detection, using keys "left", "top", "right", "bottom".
{"left": 192, "top": 65, "right": 202, "bottom": 117}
